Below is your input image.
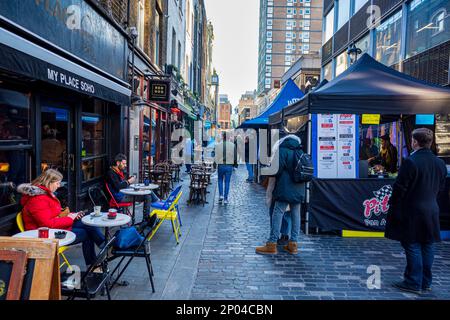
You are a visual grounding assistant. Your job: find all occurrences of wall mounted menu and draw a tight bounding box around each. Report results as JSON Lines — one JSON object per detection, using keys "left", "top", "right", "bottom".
{"left": 337, "top": 114, "right": 356, "bottom": 178}
{"left": 435, "top": 114, "right": 450, "bottom": 157}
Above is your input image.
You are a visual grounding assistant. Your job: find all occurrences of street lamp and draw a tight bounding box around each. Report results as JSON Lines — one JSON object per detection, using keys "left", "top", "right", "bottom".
{"left": 347, "top": 42, "right": 362, "bottom": 65}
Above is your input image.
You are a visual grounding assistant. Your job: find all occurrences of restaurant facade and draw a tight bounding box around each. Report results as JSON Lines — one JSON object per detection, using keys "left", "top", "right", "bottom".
{"left": 0, "top": 0, "right": 131, "bottom": 235}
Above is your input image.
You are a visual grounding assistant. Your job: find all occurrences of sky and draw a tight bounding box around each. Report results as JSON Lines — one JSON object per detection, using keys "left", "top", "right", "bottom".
{"left": 204, "top": 0, "right": 259, "bottom": 108}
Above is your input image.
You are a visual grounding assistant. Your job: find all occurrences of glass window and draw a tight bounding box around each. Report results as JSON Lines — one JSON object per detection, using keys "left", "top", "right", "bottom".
{"left": 337, "top": 0, "right": 350, "bottom": 29}
{"left": 375, "top": 11, "right": 402, "bottom": 66}
{"left": 0, "top": 88, "right": 30, "bottom": 144}
{"left": 0, "top": 87, "right": 31, "bottom": 211}
{"left": 335, "top": 51, "right": 348, "bottom": 76}
{"left": 323, "top": 62, "right": 332, "bottom": 80}
{"left": 81, "top": 100, "right": 106, "bottom": 183}
{"left": 323, "top": 8, "right": 335, "bottom": 43}
{"left": 406, "top": 0, "right": 450, "bottom": 58}
{"left": 354, "top": 0, "right": 368, "bottom": 14}
{"left": 355, "top": 33, "right": 370, "bottom": 58}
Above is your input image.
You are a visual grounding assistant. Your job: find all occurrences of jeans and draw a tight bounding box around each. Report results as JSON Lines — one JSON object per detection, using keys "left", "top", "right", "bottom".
{"left": 401, "top": 242, "right": 435, "bottom": 290}
{"left": 269, "top": 201, "right": 301, "bottom": 243}
{"left": 71, "top": 220, "right": 106, "bottom": 266}
{"left": 185, "top": 164, "right": 192, "bottom": 173}
{"left": 269, "top": 201, "right": 291, "bottom": 237}
{"left": 246, "top": 163, "right": 254, "bottom": 181}
{"left": 218, "top": 164, "right": 233, "bottom": 200}
{"left": 122, "top": 191, "right": 160, "bottom": 216}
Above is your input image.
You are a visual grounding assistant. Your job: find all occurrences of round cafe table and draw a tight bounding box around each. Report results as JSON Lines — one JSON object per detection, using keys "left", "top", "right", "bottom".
{"left": 13, "top": 229, "right": 76, "bottom": 247}
{"left": 119, "top": 188, "right": 153, "bottom": 224}
{"left": 82, "top": 212, "right": 131, "bottom": 239}
{"left": 129, "top": 183, "right": 159, "bottom": 191}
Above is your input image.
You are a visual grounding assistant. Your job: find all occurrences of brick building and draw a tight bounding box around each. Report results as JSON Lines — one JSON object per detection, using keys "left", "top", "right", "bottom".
{"left": 218, "top": 94, "right": 232, "bottom": 130}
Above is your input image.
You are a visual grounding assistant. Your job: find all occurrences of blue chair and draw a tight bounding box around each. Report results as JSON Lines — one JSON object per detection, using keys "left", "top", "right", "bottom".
{"left": 151, "top": 185, "right": 183, "bottom": 226}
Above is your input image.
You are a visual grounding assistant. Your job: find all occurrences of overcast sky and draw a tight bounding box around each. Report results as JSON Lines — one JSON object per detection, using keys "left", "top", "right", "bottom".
{"left": 204, "top": 0, "right": 259, "bottom": 108}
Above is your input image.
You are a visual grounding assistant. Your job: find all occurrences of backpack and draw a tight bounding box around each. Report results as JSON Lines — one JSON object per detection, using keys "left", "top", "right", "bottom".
{"left": 291, "top": 150, "right": 314, "bottom": 183}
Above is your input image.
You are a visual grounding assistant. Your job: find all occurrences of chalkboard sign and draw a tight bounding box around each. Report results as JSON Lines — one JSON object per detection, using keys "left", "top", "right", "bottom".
{"left": 0, "top": 237, "right": 60, "bottom": 300}
{"left": 0, "top": 250, "right": 28, "bottom": 300}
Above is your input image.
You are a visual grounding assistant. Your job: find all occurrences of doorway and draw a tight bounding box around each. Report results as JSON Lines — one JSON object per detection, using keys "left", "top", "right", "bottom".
{"left": 40, "top": 101, "right": 75, "bottom": 209}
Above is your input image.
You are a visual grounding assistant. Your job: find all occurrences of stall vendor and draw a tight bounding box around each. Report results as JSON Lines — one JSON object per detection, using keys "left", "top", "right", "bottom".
{"left": 368, "top": 134, "right": 398, "bottom": 173}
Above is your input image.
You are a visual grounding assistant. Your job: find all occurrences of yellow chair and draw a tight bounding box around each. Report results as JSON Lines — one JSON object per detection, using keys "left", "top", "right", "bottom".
{"left": 16, "top": 212, "right": 73, "bottom": 270}
{"left": 147, "top": 191, "right": 183, "bottom": 244}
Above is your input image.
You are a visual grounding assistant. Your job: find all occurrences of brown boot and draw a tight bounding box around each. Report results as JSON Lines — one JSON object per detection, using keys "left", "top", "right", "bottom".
{"left": 283, "top": 241, "right": 298, "bottom": 255}
{"left": 255, "top": 242, "right": 278, "bottom": 255}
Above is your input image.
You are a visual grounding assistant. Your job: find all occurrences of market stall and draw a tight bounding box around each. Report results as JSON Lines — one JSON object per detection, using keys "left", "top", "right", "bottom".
{"left": 269, "top": 54, "right": 450, "bottom": 234}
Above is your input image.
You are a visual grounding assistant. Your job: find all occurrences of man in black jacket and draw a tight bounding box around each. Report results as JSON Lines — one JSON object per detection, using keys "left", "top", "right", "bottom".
{"left": 386, "top": 128, "right": 447, "bottom": 294}
{"left": 105, "top": 154, "right": 159, "bottom": 217}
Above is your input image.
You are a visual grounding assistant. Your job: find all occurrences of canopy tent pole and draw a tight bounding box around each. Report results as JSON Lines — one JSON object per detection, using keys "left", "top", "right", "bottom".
{"left": 305, "top": 114, "right": 312, "bottom": 236}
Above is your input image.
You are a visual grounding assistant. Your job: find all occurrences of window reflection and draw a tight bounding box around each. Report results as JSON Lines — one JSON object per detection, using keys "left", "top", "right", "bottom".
{"left": 0, "top": 150, "right": 29, "bottom": 208}
{"left": 375, "top": 11, "right": 402, "bottom": 66}
{"left": 0, "top": 88, "right": 30, "bottom": 143}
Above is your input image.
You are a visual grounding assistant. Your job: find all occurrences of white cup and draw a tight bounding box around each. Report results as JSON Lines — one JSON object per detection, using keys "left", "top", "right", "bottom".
{"left": 94, "top": 206, "right": 102, "bottom": 217}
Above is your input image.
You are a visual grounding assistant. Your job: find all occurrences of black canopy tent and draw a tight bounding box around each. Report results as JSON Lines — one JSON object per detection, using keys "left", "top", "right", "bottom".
{"left": 270, "top": 53, "right": 450, "bottom": 125}
{"left": 267, "top": 53, "right": 450, "bottom": 235}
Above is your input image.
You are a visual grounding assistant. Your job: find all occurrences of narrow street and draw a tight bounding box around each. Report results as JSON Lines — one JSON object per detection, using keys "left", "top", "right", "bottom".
{"left": 66, "top": 166, "right": 450, "bottom": 300}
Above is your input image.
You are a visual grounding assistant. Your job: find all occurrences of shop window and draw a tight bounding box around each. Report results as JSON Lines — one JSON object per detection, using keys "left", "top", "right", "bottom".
{"left": 81, "top": 100, "right": 106, "bottom": 183}
{"left": 0, "top": 87, "right": 31, "bottom": 213}
{"left": 353, "top": 0, "right": 368, "bottom": 15}
{"left": 375, "top": 11, "right": 402, "bottom": 66}
{"left": 406, "top": 0, "right": 450, "bottom": 59}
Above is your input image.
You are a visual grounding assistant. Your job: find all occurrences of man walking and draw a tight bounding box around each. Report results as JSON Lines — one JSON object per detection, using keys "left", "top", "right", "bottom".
{"left": 386, "top": 128, "right": 447, "bottom": 294}
{"left": 215, "top": 132, "right": 237, "bottom": 205}
{"left": 256, "top": 134, "right": 305, "bottom": 255}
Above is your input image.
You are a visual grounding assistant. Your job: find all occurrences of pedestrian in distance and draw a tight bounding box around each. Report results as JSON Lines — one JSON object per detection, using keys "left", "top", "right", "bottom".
{"left": 215, "top": 131, "right": 238, "bottom": 205}
{"left": 256, "top": 133, "right": 306, "bottom": 255}
{"left": 386, "top": 128, "right": 447, "bottom": 294}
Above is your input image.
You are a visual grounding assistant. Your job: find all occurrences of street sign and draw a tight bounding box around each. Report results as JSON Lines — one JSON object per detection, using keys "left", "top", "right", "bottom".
{"left": 149, "top": 79, "right": 170, "bottom": 104}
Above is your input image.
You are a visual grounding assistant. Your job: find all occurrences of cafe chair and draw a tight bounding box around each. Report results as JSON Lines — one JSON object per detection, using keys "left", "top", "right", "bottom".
{"left": 147, "top": 190, "right": 183, "bottom": 244}
{"left": 151, "top": 185, "right": 183, "bottom": 226}
{"left": 104, "top": 183, "right": 133, "bottom": 216}
{"left": 16, "top": 212, "right": 72, "bottom": 270}
{"left": 108, "top": 215, "right": 157, "bottom": 293}
{"left": 61, "top": 236, "right": 117, "bottom": 300}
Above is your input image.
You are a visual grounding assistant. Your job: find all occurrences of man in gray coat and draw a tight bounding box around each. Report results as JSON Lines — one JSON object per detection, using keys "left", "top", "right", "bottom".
{"left": 386, "top": 128, "right": 447, "bottom": 294}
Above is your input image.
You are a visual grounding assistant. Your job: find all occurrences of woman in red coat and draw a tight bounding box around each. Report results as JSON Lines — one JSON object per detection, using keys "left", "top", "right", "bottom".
{"left": 18, "top": 169, "right": 105, "bottom": 266}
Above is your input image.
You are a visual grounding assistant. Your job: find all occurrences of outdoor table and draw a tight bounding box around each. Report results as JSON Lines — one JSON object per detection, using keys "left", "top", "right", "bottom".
{"left": 119, "top": 188, "right": 153, "bottom": 224}
{"left": 81, "top": 212, "right": 131, "bottom": 240}
{"left": 13, "top": 229, "right": 76, "bottom": 247}
{"left": 81, "top": 212, "right": 131, "bottom": 289}
{"left": 129, "top": 183, "right": 159, "bottom": 191}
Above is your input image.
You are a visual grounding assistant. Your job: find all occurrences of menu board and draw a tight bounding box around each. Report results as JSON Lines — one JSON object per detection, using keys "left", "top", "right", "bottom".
{"left": 316, "top": 114, "right": 357, "bottom": 179}
{"left": 337, "top": 114, "right": 356, "bottom": 178}
{"left": 435, "top": 114, "right": 450, "bottom": 157}
{"left": 317, "top": 114, "right": 338, "bottom": 178}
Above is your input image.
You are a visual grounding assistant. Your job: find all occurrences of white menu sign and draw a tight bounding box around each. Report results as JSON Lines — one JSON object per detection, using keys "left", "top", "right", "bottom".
{"left": 337, "top": 114, "right": 356, "bottom": 178}
{"left": 317, "top": 114, "right": 338, "bottom": 178}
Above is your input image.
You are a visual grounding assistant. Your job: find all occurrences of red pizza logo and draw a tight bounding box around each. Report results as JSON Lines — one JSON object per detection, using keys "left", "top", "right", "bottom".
{"left": 363, "top": 185, "right": 393, "bottom": 219}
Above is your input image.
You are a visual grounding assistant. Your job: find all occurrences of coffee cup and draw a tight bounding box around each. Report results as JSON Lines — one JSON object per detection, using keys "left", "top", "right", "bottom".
{"left": 108, "top": 209, "right": 117, "bottom": 220}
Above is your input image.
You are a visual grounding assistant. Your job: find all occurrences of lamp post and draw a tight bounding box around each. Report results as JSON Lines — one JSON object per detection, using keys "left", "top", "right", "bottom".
{"left": 347, "top": 42, "right": 362, "bottom": 65}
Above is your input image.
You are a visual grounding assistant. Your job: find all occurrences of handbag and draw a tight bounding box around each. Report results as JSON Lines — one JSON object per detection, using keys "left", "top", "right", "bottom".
{"left": 113, "top": 227, "right": 144, "bottom": 249}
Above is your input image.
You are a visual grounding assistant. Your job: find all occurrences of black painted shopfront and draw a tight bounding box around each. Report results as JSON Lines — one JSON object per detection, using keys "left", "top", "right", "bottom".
{"left": 0, "top": 0, "right": 131, "bottom": 235}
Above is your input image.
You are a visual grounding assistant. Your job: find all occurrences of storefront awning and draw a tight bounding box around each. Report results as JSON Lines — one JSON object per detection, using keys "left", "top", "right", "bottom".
{"left": 0, "top": 27, "right": 131, "bottom": 106}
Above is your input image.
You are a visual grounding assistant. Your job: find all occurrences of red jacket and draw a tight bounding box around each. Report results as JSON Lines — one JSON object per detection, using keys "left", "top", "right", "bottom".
{"left": 18, "top": 184, "right": 74, "bottom": 231}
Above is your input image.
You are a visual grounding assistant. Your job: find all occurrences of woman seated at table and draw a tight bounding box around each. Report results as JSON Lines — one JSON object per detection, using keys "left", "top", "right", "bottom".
{"left": 368, "top": 134, "right": 398, "bottom": 174}
{"left": 18, "top": 169, "right": 105, "bottom": 267}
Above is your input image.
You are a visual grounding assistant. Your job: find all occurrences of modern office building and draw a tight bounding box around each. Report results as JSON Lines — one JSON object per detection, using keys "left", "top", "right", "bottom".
{"left": 321, "top": 0, "right": 450, "bottom": 86}
{"left": 258, "top": 0, "right": 324, "bottom": 94}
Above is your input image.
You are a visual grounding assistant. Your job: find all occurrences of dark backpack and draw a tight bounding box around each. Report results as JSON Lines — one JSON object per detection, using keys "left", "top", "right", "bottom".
{"left": 291, "top": 150, "right": 314, "bottom": 183}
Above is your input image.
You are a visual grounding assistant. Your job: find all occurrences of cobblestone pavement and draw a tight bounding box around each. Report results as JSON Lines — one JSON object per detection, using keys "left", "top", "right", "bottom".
{"left": 190, "top": 166, "right": 450, "bottom": 300}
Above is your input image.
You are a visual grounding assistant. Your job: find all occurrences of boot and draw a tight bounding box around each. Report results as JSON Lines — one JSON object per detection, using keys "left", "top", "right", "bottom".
{"left": 283, "top": 241, "right": 298, "bottom": 255}
{"left": 255, "top": 242, "right": 278, "bottom": 255}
